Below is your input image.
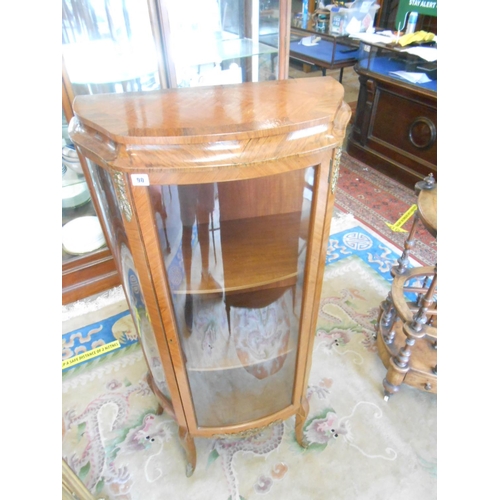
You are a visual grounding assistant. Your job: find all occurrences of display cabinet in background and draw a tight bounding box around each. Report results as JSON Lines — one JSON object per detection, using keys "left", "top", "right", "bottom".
{"left": 347, "top": 39, "right": 437, "bottom": 187}
{"left": 62, "top": 70, "right": 121, "bottom": 304}
{"left": 69, "top": 77, "right": 351, "bottom": 475}
{"left": 346, "top": 0, "right": 437, "bottom": 188}
{"left": 156, "top": 0, "right": 289, "bottom": 88}
{"left": 288, "top": 26, "right": 360, "bottom": 82}
{"left": 62, "top": 0, "right": 292, "bottom": 304}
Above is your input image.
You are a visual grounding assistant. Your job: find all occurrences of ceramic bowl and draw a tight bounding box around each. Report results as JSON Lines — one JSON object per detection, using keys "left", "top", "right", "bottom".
{"left": 62, "top": 143, "right": 84, "bottom": 175}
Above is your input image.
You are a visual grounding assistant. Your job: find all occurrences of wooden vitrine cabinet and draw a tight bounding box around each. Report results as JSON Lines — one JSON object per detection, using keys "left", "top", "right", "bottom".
{"left": 69, "top": 77, "right": 350, "bottom": 474}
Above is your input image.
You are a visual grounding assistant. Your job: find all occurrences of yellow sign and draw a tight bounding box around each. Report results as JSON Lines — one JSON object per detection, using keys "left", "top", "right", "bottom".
{"left": 385, "top": 204, "right": 417, "bottom": 233}
{"left": 62, "top": 340, "right": 121, "bottom": 370}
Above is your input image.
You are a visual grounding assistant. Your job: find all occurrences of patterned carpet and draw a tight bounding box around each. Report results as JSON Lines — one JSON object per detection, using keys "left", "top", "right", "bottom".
{"left": 62, "top": 214, "right": 436, "bottom": 500}
{"left": 336, "top": 152, "right": 436, "bottom": 267}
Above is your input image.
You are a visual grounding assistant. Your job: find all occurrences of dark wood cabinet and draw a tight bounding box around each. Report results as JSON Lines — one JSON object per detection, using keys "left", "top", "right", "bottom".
{"left": 346, "top": 40, "right": 437, "bottom": 188}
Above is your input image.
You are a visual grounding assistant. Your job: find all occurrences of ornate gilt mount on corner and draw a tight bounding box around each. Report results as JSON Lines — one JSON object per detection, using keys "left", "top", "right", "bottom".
{"left": 112, "top": 171, "right": 133, "bottom": 222}
{"left": 330, "top": 148, "right": 342, "bottom": 194}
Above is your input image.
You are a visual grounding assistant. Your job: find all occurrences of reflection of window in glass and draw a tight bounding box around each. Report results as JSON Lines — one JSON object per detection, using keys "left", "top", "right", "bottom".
{"left": 165, "top": 0, "right": 227, "bottom": 87}
{"left": 62, "top": 0, "right": 160, "bottom": 94}
{"left": 163, "top": 0, "right": 279, "bottom": 87}
{"left": 221, "top": 0, "right": 241, "bottom": 36}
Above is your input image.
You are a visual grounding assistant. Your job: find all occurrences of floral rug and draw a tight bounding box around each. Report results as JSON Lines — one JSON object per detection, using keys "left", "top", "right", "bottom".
{"left": 62, "top": 213, "right": 437, "bottom": 500}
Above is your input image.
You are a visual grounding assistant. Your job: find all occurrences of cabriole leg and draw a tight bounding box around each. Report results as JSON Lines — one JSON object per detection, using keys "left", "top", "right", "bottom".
{"left": 178, "top": 426, "right": 197, "bottom": 477}
{"left": 295, "top": 396, "right": 310, "bottom": 448}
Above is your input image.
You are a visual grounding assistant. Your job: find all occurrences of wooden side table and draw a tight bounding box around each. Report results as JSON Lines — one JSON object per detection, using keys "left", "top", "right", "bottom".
{"left": 376, "top": 174, "right": 437, "bottom": 400}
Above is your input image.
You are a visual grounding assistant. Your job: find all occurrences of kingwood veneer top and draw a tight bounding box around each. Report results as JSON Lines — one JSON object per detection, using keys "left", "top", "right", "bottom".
{"left": 71, "top": 77, "right": 346, "bottom": 145}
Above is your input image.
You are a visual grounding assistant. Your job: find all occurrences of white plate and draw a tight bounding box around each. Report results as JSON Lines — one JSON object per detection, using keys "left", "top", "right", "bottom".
{"left": 62, "top": 216, "right": 106, "bottom": 255}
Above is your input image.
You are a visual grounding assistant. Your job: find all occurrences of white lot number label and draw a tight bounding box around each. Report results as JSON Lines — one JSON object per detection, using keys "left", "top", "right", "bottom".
{"left": 131, "top": 174, "right": 150, "bottom": 186}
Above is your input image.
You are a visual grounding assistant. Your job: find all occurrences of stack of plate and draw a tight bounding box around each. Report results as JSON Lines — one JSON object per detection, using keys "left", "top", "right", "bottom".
{"left": 62, "top": 216, "right": 106, "bottom": 255}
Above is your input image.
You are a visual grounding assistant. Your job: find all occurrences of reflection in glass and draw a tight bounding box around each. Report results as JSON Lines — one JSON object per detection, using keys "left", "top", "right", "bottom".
{"left": 152, "top": 167, "right": 315, "bottom": 427}
{"left": 62, "top": 0, "right": 160, "bottom": 95}
{"left": 162, "top": 0, "right": 280, "bottom": 87}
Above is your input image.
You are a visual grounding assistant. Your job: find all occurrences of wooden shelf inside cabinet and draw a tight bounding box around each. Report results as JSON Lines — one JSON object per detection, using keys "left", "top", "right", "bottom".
{"left": 69, "top": 76, "right": 351, "bottom": 475}
{"left": 171, "top": 212, "right": 302, "bottom": 296}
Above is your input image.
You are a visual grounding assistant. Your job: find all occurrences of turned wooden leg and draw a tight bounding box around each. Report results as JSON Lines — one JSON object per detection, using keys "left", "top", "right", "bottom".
{"left": 394, "top": 215, "right": 419, "bottom": 275}
{"left": 383, "top": 329, "right": 418, "bottom": 400}
{"left": 380, "top": 292, "right": 395, "bottom": 327}
{"left": 383, "top": 356, "right": 408, "bottom": 401}
{"left": 295, "top": 396, "right": 310, "bottom": 448}
{"left": 378, "top": 292, "right": 397, "bottom": 343}
{"left": 178, "top": 426, "right": 197, "bottom": 477}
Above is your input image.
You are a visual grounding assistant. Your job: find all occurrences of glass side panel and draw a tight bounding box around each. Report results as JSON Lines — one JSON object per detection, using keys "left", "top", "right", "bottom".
{"left": 163, "top": 0, "right": 280, "bottom": 87}
{"left": 62, "top": 111, "right": 102, "bottom": 262}
{"left": 86, "top": 161, "right": 171, "bottom": 400}
{"left": 62, "top": 0, "right": 160, "bottom": 95}
{"left": 151, "top": 167, "right": 315, "bottom": 427}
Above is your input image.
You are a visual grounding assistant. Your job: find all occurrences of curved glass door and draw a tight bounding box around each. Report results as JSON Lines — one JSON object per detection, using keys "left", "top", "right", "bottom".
{"left": 151, "top": 167, "right": 314, "bottom": 427}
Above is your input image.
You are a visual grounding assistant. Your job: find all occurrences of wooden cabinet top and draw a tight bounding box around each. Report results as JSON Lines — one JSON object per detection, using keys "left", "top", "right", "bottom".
{"left": 71, "top": 77, "right": 347, "bottom": 145}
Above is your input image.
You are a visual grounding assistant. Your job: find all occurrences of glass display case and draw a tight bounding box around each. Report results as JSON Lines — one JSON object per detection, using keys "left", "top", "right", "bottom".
{"left": 356, "top": 40, "right": 437, "bottom": 95}
{"left": 288, "top": 1, "right": 383, "bottom": 81}
{"left": 289, "top": 26, "right": 360, "bottom": 81}
{"left": 156, "top": 0, "right": 285, "bottom": 88}
{"left": 62, "top": 74, "right": 120, "bottom": 304}
{"left": 69, "top": 76, "right": 351, "bottom": 476}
